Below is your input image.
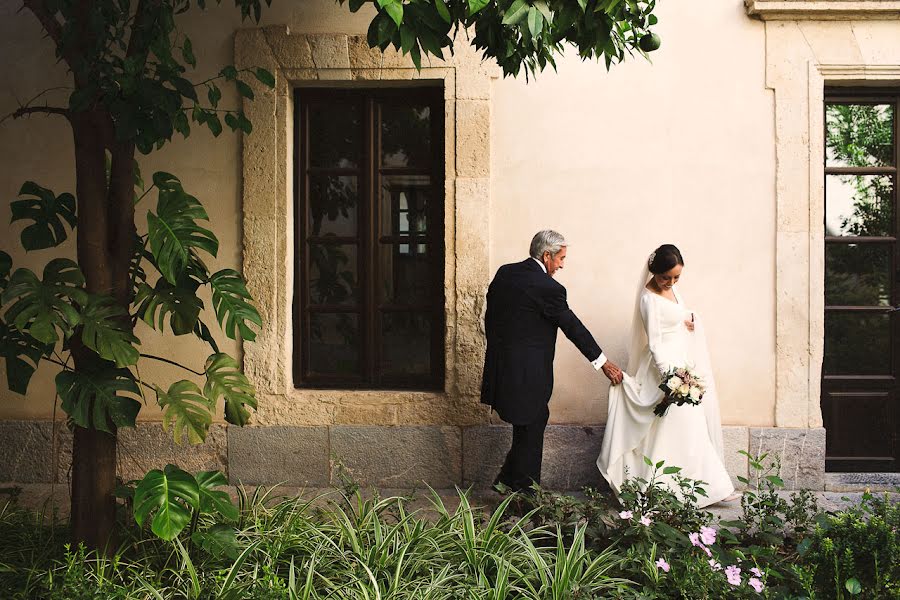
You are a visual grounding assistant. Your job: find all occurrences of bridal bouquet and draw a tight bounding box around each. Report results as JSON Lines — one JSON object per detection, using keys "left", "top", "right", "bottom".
{"left": 655, "top": 366, "right": 705, "bottom": 417}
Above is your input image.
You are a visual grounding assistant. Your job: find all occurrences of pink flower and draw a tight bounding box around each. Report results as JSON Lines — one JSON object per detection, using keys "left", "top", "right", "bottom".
{"left": 640, "top": 515, "right": 653, "bottom": 526}
{"left": 700, "top": 526, "right": 717, "bottom": 546}
{"left": 748, "top": 577, "right": 764, "bottom": 593}
{"left": 725, "top": 565, "right": 742, "bottom": 586}
{"left": 702, "top": 545, "right": 712, "bottom": 557}
{"left": 655, "top": 558, "right": 670, "bottom": 573}
{"left": 708, "top": 559, "right": 722, "bottom": 571}
{"left": 619, "top": 510, "right": 633, "bottom": 520}
{"left": 689, "top": 532, "right": 702, "bottom": 547}
{"left": 750, "top": 567, "right": 763, "bottom": 578}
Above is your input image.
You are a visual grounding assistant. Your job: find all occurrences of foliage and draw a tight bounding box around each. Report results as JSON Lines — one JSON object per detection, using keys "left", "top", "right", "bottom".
{"left": 797, "top": 490, "right": 900, "bottom": 599}
{"left": 339, "top": 0, "right": 662, "bottom": 77}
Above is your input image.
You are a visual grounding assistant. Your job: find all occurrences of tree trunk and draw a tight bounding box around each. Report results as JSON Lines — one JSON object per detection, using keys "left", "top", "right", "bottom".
{"left": 69, "top": 110, "right": 125, "bottom": 552}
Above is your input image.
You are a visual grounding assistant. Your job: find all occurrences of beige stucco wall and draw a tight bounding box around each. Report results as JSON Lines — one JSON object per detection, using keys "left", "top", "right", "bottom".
{"left": 6, "top": 0, "right": 893, "bottom": 432}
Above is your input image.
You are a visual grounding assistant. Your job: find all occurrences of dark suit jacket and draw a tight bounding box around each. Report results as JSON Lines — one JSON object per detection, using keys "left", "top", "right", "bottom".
{"left": 480, "top": 258, "right": 602, "bottom": 425}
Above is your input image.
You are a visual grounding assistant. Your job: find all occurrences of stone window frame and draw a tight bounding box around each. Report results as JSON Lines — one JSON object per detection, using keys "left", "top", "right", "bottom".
{"left": 234, "top": 26, "right": 497, "bottom": 426}
{"left": 749, "top": 8, "right": 900, "bottom": 429}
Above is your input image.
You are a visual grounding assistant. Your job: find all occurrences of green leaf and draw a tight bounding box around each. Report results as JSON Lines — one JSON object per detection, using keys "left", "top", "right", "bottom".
{"left": 383, "top": 0, "right": 403, "bottom": 27}
{"left": 56, "top": 366, "right": 141, "bottom": 433}
{"left": 662, "top": 466, "right": 682, "bottom": 475}
{"left": 410, "top": 43, "right": 422, "bottom": 70}
{"left": 147, "top": 177, "right": 218, "bottom": 285}
{"left": 845, "top": 578, "right": 862, "bottom": 595}
{"left": 80, "top": 295, "right": 140, "bottom": 367}
{"left": 400, "top": 24, "right": 415, "bottom": 54}
{"left": 576, "top": 0, "right": 587, "bottom": 11}
{"left": 208, "top": 269, "right": 262, "bottom": 341}
{"left": 172, "top": 77, "right": 198, "bottom": 102}
{"left": 206, "top": 113, "right": 223, "bottom": 136}
{"left": 643, "top": 456, "right": 653, "bottom": 467}
{"left": 134, "top": 465, "right": 199, "bottom": 541}
{"left": 435, "top": 0, "right": 451, "bottom": 23}
{"left": 0, "top": 318, "right": 51, "bottom": 394}
{"left": 367, "top": 11, "right": 396, "bottom": 47}
{"left": 10, "top": 182, "right": 76, "bottom": 251}
{"left": 207, "top": 84, "right": 222, "bottom": 108}
{"left": 348, "top": 0, "right": 367, "bottom": 11}
{"left": 220, "top": 65, "right": 238, "bottom": 80}
{"left": 765, "top": 474, "right": 785, "bottom": 488}
{"left": 254, "top": 67, "right": 275, "bottom": 88}
{"left": 157, "top": 380, "right": 213, "bottom": 444}
{"left": 467, "top": 0, "right": 490, "bottom": 15}
{"left": 182, "top": 37, "right": 196, "bottom": 68}
{"left": 2, "top": 259, "right": 87, "bottom": 344}
{"left": 203, "top": 352, "right": 257, "bottom": 426}
{"left": 235, "top": 80, "right": 254, "bottom": 100}
{"left": 527, "top": 7, "right": 544, "bottom": 39}
{"left": 195, "top": 470, "right": 239, "bottom": 520}
{"left": 191, "top": 524, "right": 241, "bottom": 560}
{"left": 135, "top": 278, "right": 203, "bottom": 335}
{"left": 533, "top": 0, "right": 552, "bottom": 22}
{"left": 502, "top": 0, "right": 529, "bottom": 25}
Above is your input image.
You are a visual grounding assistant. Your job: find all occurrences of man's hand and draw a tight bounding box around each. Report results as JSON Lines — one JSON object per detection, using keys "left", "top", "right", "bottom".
{"left": 602, "top": 361, "right": 623, "bottom": 385}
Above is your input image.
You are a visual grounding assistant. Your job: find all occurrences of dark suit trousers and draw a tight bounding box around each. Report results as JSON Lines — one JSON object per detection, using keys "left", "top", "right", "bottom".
{"left": 495, "top": 405, "right": 550, "bottom": 493}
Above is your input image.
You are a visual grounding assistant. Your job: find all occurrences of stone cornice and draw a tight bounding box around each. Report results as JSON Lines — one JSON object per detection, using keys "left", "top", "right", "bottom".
{"left": 745, "top": 0, "right": 900, "bottom": 20}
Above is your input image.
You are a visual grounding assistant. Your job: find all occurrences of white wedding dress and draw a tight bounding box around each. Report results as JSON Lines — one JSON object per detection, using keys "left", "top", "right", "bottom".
{"left": 596, "top": 285, "right": 734, "bottom": 508}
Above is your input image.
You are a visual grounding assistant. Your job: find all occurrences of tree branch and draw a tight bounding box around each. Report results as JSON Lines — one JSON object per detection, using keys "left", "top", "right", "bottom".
{"left": 140, "top": 353, "right": 205, "bottom": 377}
{"left": 22, "top": 0, "right": 74, "bottom": 69}
{"left": 0, "top": 105, "right": 69, "bottom": 127}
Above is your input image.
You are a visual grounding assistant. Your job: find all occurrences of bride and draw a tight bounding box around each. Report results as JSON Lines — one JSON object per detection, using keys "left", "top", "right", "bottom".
{"left": 596, "top": 244, "right": 737, "bottom": 507}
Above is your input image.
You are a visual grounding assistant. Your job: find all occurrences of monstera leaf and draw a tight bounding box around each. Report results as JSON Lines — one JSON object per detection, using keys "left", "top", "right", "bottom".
{"left": 0, "top": 318, "right": 51, "bottom": 394}
{"left": 10, "top": 182, "right": 77, "bottom": 251}
{"left": 135, "top": 276, "right": 203, "bottom": 335}
{"left": 56, "top": 366, "right": 141, "bottom": 433}
{"left": 80, "top": 295, "right": 140, "bottom": 367}
{"left": 156, "top": 380, "right": 213, "bottom": 444}
{"left": 195, "top": 470, "right": 239, "bottom": 520}
{"left": 208, "top": 269, "right": 261, "bottom": 341}
{"left": 1, "top": 259, "right": 87, "bottom": 344}
{"left": 203, "top": 352, "right": 256, "bottom": 426}
{"left": 147, "top": 175, "right": 218, "bottom": 285}
{"left": 134, "top": 465, "right": 200, "bottom": 541}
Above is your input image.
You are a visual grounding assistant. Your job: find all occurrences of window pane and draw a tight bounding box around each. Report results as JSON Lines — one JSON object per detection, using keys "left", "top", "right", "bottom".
{"left": 824, "top": 312, "right": 892, "bottom": 375}
{"left": 309, "top": 175, "right": 358, "bottom": 237}
{"left": 381, "top": 103, "right": 432, "bottom": 168}
{"left": 826, "top": 104, "right": 894, "bottom": 168}
{"left": 309, "top": 103, "right": 361, "bottom": 169}
{"left": 380, "top": 313, "right": 432, "bottom": 376}
{"left": 825, "top": 174, "right": 894, "bottom": 236}
{"left": 381, "top": 175, "right": 431, "bottom": 236}
{"left": 825, "top": 244, "right": 891, "bottom": 306}
{"left": 378, "top": 244, "right": 431, "bottom": 304}
{"left": 309, "top": 244, "right": 359, "bottom": 305}
{"left": 308, "top": 313, "right": 360, "bottom": 376}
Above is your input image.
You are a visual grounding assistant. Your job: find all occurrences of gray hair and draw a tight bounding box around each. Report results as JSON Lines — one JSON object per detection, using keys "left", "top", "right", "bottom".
{"left": 529, "top": 230, "right": 567, "bottom": 260}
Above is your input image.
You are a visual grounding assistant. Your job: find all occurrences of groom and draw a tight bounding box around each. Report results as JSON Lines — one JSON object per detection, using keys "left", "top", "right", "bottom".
{"left": 481, "top": 230, "right": 623, "bottom": 494}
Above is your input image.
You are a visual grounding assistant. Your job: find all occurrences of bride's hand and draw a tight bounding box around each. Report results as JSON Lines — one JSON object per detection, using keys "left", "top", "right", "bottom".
{"left": 684, "top": 313, "right": 695, "bottom": 332}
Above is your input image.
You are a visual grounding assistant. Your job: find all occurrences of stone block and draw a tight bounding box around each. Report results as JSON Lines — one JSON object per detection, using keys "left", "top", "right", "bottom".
{"left": 462, "top": 425, "right": 512, "bottom": 487}
{"left": 541, "top": 426, "right": 606, "bottom": 491}
{"left": 0, "top": 421, "right": 71, "bottom": 483}
{"left": 825, "top": 472, "right": 900, "bottom": 493}
{"left": 228, "top": 426, "right": 329, "bottom": 487}
{"left": 455, "top": 100, "right": 490, "bottom": 178}
{"left": 749, "top": 427, "right": 826, "bottom": 490}
{"left": 722, "top": 426, "right": 750, "bottom": 489}
{"left": 330, "top": 426, "right": 461, "bottom": 488}
{"left": 118, "top": 423, "right": 227, "bottom": 482}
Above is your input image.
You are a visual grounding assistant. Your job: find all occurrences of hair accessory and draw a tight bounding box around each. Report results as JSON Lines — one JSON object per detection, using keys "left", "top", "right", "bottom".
{"left": 648, "top": 251, "right": 656, "bottom": 268}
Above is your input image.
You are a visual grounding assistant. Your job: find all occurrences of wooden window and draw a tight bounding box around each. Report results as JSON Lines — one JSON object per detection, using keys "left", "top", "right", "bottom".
{"left": 294, "top": 87, "right": 445, "bottom": 390}
{"left": 822, "top": 89, "right": 899, "bottom": 472}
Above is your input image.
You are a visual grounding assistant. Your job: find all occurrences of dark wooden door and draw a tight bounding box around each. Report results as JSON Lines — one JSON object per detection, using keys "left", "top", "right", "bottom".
{"left": 822, "top": 90, "right": 899, "bottom": 472}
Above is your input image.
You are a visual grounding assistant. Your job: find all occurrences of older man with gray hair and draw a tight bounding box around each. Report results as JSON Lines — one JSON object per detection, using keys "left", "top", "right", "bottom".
{"left": 481, "top": 229, "right": 622, "bottom": 494}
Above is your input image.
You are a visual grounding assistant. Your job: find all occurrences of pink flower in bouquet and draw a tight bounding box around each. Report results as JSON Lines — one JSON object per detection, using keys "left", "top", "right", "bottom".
{"left": 619, "top": 510, "right": 633, "bottom": 520}
{"left": 725, "top": 565, "right": 742, "bottom": 586}
{"left": 748, "top": 577, "right": 764, "bottom": 593}
{"left": 708, "top": 559, "right": 722, "bottom": 571}
{"left": 700, "top": 526, "right": 717, "bottom": 546}
{"left": 750, "top": 567, "right": 763, "bottom": 578}
{"left": 655, "top": 558, "right": 670, "bottom": 573}
{"left": 640, "top": 515, "right": 652, "bottom": 526}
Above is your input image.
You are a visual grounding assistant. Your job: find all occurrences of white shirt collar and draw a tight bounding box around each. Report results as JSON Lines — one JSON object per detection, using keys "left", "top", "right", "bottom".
{"left": 532, "top": 257, "right": 547, "bottom": 273}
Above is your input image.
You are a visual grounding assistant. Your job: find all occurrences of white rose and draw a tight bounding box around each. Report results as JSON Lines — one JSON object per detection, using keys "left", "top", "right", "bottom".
{"left": 666, "top": 376, "right": 682, "bottom": 391}
{"left": 678, "top": 384, "right": 690, "bottom": 397}
{"left": 689, "top": 386, "right": 702, "bottom": 401}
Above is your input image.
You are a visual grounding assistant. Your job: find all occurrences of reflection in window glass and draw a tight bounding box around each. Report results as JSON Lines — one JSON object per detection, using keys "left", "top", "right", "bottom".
{"left": 825, "top": 174, "right": 893, "bottom": 236}
{"left": 309, "top": 244, "right": 359, "bottom": 306}
{"left": 826, "top": 104, "right": 893, "bottom": 168}
{"left": 824, "top": 312, "right": 891, "bottom": 375}
{"left": 309, "top": 103, "right": 361, "bottom": 169}
{"left": 309, "top": 175, "right": 358, "bottom": 237}
{"left": 380, "top": 313, "right": 431, "bottom": 375}
{"left": 309, "top": 313, "right": 359, "bottom": 376}
{"left": 825, "top": 244, "right": 891, "bottom": 306}
{"left": 381, "top": 104, "right": 432, "bottom": 168}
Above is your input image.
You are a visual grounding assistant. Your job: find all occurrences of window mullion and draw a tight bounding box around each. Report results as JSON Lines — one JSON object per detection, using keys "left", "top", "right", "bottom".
{"left": 364, "top": 96, "right": 378, "bottom": 384}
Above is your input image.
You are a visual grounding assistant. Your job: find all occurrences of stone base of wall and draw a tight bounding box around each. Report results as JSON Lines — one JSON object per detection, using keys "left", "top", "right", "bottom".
{"left": 0, "top": 421, "right": 829, "bottom": 492}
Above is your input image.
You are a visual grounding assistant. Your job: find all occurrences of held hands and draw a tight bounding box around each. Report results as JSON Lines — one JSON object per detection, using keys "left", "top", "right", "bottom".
{"left": 684, "top": 312, "right": 695, "bottom": 332}
{"left": 602, "top": 361, "right": 624, "bottom": 385}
